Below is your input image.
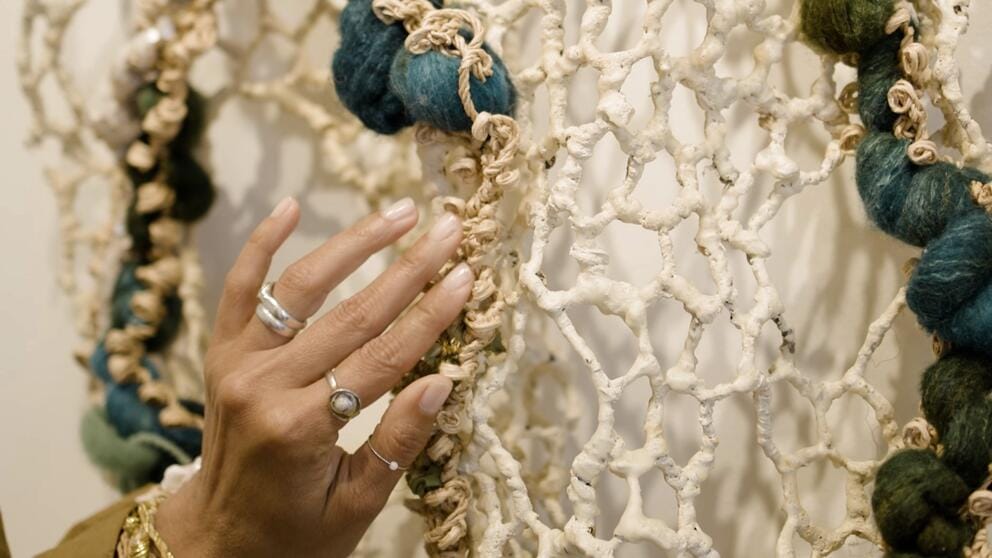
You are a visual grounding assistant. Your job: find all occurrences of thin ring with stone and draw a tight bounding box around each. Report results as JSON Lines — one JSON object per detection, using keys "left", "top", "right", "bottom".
{"left": 254, "top": 282, "right": 306, "bottom": 338}
{"left": 325, "top": 370, "right": 363, "bottom": 423}
{"left": 367, "top": 436, "right": 408, "bottom": 472}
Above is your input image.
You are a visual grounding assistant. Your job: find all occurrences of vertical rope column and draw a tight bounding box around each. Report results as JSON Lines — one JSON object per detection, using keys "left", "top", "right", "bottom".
{"left": 373, "top": 1, "right": 521, "bottom": 554}
{"left": 104, "top": 0, "right": 218, "bottom": 431}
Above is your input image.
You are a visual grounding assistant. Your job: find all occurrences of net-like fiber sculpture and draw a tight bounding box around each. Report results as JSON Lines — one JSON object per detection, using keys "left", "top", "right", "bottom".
{"left": 17, "top": 0, "right": 992, "bottom": 555}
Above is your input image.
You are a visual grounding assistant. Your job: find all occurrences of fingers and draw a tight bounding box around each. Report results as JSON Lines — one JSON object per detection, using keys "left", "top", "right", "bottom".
{"left": 333, "top": 374, "right": 453, "bottom": 522}
{"left": 214, "top": 197, "right": 300, "bottom": 342}
{"left": 241, "top": 197, "right": 419, "bottom": 351}
{"left": 279, "top": 213, "right": 466, "bottom": 386}
{"left": 312, "top": 262, "right": 472, "bottom": 409}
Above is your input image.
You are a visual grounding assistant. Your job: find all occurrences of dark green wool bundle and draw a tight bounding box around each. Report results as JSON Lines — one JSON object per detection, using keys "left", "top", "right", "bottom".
{"left": 800, "top": 0, "right": 895, "bottom": 55}
{"left": 801, "top": 0, "right": 992, "bottom": 555}
{"left": 332, "top": 0, "right": 516, "bottom": 134}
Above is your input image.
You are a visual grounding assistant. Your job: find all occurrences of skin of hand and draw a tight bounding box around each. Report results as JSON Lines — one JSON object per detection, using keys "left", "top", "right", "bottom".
{"left": 154, "top": 196, "right": 472, "bottom": 557}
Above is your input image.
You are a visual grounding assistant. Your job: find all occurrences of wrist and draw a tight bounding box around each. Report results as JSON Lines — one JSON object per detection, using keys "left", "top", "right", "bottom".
{"left": 154, "top": 476, "right": 222, "bottom": 557}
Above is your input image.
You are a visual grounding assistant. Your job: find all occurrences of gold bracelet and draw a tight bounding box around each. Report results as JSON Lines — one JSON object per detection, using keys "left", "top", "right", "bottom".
{"left": 116, "top": 494, "right": 174, "bottom": 558}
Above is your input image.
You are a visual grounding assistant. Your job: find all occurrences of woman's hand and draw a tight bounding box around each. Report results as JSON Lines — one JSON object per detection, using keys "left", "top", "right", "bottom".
{"left": 155, "top": 197, "right": 472, "bottom": 557}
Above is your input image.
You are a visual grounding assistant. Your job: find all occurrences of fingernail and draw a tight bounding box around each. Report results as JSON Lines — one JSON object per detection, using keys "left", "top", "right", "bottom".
{"left": 441, "top": 263, "right": 473, "bottom": 291}
{"left": 419, "top": 376, "right": 453, "bottom": 415}
{"left": 382, "top": 197, "right": 415, "bottom": 221}
{"left": 270, "top": 197, "right": 294, "bottom": 218}
{"left": 428, "top": 212, "right": 461, "bottom": 240}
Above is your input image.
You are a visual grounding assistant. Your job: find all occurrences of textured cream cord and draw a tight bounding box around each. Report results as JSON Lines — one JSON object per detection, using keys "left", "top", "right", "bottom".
{"left": 19, "top": 0, "right": 992, "bottom": 556}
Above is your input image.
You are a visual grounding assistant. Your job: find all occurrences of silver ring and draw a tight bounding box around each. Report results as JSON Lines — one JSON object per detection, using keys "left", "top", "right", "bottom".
{"left": 367, "top": 436, "right": 407, "bottom": 472}
{"left": 254, "top": 304, "right": 298, "bottom": 338}
{"left": 258, "top": 282, "right": 306, "bottom": 330}
{"left": 325, "top": 370, "right": 362, "bottom": 422}
{"left": 255, "top": 282, "right": 306, "bottom": 338}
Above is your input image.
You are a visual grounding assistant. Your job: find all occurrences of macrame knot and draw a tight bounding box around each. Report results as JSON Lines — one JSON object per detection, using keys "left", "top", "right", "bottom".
{"left": 839, "top": 124, "right": 865, "bottom": 154}
{"left": 135, "top": 182, "right": 176, "bottom": 214}
{"left": 886, "top": 79, "right": 919, "bottom": 115}
{"left": 902, "top": 416, "right": 939, "bottom": 450}
{"left": 126, "top": 142, "right": 157, "bottom": 171}
{"left": 884, "top": 4, "right": 914, "bottom": 36}
{"left": 105, "top": 329, "right": 143, "bottom": 356}
{"left": 138, "top": 380, "right": 173, "bottom": 406}
{"left": 407, "top": 11, "right": 489, "bottom": 70}
{"left": 970, "top": 490, "right": 992, "bottom": 518}
{"left": 970, "top": 181, "right": 992, "bottom": 212}
{"left": 838, "top": 82, "right": 859, "bottom": 114}
{"left": 131, "top": 291, "right": 166, "bottom": 324}
{"left": 109, "top": 354, "right": 142, "bottom": 383}
{"left": 372, "top": 0, "right": 435, "bottom": 31}
{"left": 158, "top": 401, "right": 203, "bottom": 429}
{"left": 142, "top": 95, "right": 188, "bottom": 139}
{"left": 136, "top": 257, "right": 183, "bottom": 293}
{"left": 907, "top": 139, "right": 938, "bottom": 165}
{"left": 900, "top": 42, "right": 930, "bottom": 82}
{"left": 148, "top": 217, "right": 183, "bottom": 251}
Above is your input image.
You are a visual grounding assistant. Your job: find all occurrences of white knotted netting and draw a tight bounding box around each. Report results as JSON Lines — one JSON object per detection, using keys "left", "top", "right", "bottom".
{"left": 18, "top": 0, "right": 992, "bottom": 556}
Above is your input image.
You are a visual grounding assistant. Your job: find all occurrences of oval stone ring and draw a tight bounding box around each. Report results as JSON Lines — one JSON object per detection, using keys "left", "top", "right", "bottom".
{"left": 325, "top": 370, "right": 362, "bottom": 423}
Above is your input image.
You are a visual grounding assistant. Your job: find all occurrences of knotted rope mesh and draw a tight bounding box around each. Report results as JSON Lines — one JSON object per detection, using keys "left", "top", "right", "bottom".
{"left": 18, "top": 0, "right": 992, "bottom": 555}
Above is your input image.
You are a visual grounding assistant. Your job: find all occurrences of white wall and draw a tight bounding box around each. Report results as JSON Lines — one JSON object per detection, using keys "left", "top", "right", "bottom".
{"left": 1, "top": 1, "right": 991, "bottom": 557}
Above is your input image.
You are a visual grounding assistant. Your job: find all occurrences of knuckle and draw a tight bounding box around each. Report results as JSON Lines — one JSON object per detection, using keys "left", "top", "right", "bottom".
{"left": 359, "top": 334, "right": 408, "bottom": 372}
{"left": 245, "top": 226, "right": 270, "bottom": 253}
{"left": 257, "top": 406, "right": 302, "bottom": 446}
{"left": 348, "top": 218, "right": 385, "bottom": 243}
{"left": 381, "top": 423, "right": 426, "bottom": 460}
{"left": 396, "top": 248, "right": 427, "bottom": 278}
{"left": 222, "top": 268, "right": 251, "bottom": 298}
{"left": 280, "top": 262, "right": 316, "bottom": 294}
{"left": 334, "top": 293, "right": 378, "bottom": 333}
{"left": 413, "top": 296, "right": 450, "bottom": 329}
{"left": 215, "top": 373, "right": 255, "bottom": 414}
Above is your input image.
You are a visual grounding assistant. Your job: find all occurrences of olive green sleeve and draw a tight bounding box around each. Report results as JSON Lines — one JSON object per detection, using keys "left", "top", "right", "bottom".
{"left": 37, "top": 487, "right": 153, "bottom": 558}
{"left": 1, "top": 509, "right": 11, "bottom": 558}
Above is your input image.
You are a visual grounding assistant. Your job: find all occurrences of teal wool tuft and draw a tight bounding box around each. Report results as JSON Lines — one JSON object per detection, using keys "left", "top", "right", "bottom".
{"left": 111, "top": 262, "right": 183, "bottom": 351}
{"left": 333, "top": 0, "right": 517, "bottom": 134}
{"left": 390, "top": 35, "right": 516, "bottom": 133}
{"left": 332, "top": 0, "right": 444, "bottom": 134}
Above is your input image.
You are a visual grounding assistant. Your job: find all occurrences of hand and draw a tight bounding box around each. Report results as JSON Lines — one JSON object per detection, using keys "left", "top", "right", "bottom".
{"left": 155, "top": 197, "right": 472, "bottom": 557}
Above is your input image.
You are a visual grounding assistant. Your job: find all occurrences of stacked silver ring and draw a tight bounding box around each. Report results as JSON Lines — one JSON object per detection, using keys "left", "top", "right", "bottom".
{"left": 255, "top": 282, "right": 306, "bottom": 338}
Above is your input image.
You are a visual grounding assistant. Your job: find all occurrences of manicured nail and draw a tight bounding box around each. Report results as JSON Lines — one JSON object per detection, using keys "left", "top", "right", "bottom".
{"left": 382, "top": 197, "right": 415, "bottom": 221}
{"left": 428, "top": 212, "right": 461, "bottom": 240}
{"left": 419, "top": 376, "right": 453, "bottom": 415}
{"left": 270, "top": 197, "right": 294, "bottom": 218}
{"left": 441, "top": 263, "right": 473, "bottom": 291}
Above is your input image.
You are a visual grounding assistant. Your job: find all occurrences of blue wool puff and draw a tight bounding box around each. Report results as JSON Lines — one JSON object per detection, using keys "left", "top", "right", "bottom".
{"left": 110, "top": 262, "right": 183, "bottom": 352}
{"left": 105, "top": 382, "right": 203, "bottom": 459}
{"left": 390, "top": 34, "right": 516, "bottom": 133}
{"left": 332, "top": 0, "right": 443, "bottom": 134}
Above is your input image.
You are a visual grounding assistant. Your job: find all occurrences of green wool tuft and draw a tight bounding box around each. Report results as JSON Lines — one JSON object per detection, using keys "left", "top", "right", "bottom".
{"left": 80, "top": 406, "right": 163, "bottom": 492}
{"left": 800, "top": 0, "right": 895, "bottom": 55}
{"left": 406, "top": 453, "right": 445, "bottom": 497}
{"left": 872, "top": 449, "right": 974, "bottom": 555}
